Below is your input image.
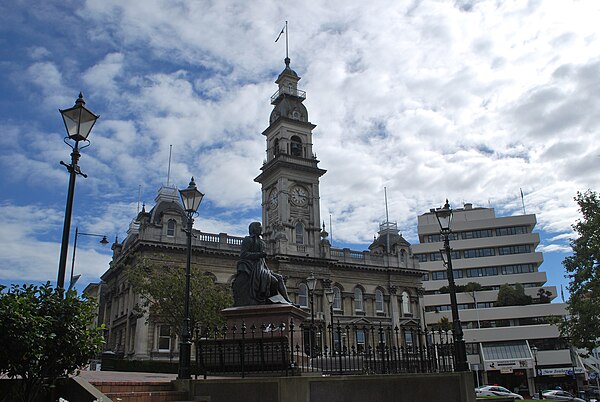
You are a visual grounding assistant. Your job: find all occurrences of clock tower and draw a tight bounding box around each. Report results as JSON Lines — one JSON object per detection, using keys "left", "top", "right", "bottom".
{"left": 255, "top": 57, "right": 326, "bottom": 257}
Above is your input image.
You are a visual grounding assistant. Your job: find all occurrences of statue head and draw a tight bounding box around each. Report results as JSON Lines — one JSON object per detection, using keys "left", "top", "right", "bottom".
{"left": 248, "top": 221, "right": 262, "bottom": 236}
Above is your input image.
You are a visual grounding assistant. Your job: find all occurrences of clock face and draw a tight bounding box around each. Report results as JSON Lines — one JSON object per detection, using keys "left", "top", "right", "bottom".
{"left": 290, "top": 186, "right": 308, "bottom": 205}
{"left": 270, "top": 190, "right": 278, "bottom": 207}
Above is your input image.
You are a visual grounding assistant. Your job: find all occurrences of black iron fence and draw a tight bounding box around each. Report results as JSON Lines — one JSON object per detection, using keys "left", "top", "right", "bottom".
{"left": 194, "top": 321, "right": 456, "bottom": 378}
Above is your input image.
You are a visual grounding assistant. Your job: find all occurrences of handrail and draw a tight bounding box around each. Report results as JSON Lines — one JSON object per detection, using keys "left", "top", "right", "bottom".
{"left": 270, "top": 87, "right": 306, "bottom": 104}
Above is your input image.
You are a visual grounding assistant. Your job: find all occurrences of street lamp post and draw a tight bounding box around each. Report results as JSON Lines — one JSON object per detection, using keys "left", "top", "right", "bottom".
{"left": 434, "top": 199, "right": 469, "bottom": 372}
{"left": 531, "top": 345, "right": 541, "bottom": 399}
{"left": 69, "top": 226, "right": 109, "bottom": 290}
{"left": 306, "top": 273, "right": 317, "bottom": 356}
{"left": 57, "top": 93, "right": 99, "bottom": 290}
{"left": 325, "top": 287, "right": 334, "bottom": 356}
{"left": 177, "top": 177, "right": 204, "bottom": 380}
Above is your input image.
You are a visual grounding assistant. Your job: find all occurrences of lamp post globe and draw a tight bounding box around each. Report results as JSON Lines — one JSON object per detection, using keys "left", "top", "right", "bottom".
{"left": 177, "top": 177, "right": 204, "bottom": 380}
{"left": 56, "top": 93, "right": 99, "bottom": 291}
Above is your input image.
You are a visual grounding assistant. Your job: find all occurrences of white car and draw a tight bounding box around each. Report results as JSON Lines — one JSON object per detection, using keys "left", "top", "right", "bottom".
{"left": 475, "top": 385, "right": 524, "bottom": 400}
{"left": 541, "top": 390, "right": 585, "bottom": 402}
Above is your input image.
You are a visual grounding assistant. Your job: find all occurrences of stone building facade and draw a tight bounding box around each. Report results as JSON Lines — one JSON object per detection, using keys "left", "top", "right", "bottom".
{"left": 94, "top": 58, "right": 425, "bottom": 360}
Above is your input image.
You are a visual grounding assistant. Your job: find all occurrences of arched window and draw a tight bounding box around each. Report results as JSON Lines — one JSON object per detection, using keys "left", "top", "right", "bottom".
{"left": 402, "top": 291, "right": 411, "bottom": 315}
{"left": 290, "top": 136, "right": 302, "bottom": 157}
{"left": 167, "top": 219, "right": 176, "bottom": 237}
{"left": 295, "top": 222, "right": 304, "bottom": 244}
{"left": 298, "top": 283, "right": 308, "bottom": 307}
{"left": 273, "top": 138, "right": 280, "bottom": 157}
{"left": 354, "top": 288, "right": 364, "bottom": 312}
{"left": 400, "top": 249, "right": 406, "bottom": 262}
{"left": 333, "top": 286, "right": 342, "bottom": 310}
{"left": 375, "top": 289, "right": 384, "bottom": 313}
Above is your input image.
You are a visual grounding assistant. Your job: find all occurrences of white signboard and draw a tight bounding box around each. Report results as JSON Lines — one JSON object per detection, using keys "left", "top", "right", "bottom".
{"left": 485, "top": 359, "right": 533, "bottom": 371}
{"left": 538, "top": 367, "right": 585, "bottom": 376}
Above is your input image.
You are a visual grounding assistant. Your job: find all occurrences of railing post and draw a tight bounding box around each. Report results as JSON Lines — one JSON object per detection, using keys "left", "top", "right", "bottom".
{"left": 378, "top": 322, "right": 385, "bottom": 374}
{"left": 240, "top": 322, "right": 246, "bottom": 378}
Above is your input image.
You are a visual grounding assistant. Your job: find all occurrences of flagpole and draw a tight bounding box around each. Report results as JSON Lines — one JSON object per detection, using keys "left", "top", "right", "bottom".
{"left": 520, "top": 188, "right": 526, "bottom": 214}
{"left": 285, "top": 20, "right": 289, "bottom": 59}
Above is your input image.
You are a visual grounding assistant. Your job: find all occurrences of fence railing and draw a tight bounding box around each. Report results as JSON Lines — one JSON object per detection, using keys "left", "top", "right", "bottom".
{"left": 194, "top": 321, "right": 456, "bottom": 378}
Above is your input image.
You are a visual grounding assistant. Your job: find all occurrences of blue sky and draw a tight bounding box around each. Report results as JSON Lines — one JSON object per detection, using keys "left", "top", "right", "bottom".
{"left": 1, "top": 1, "right": 599, "bottom": 298}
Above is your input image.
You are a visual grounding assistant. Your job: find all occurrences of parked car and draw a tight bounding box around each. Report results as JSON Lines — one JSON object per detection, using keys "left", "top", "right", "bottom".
{"left": 475, "top": 385, "right": 524, "bottom": 400}
{"left": 541, "top": 390, "right": 585, "bottom": 402}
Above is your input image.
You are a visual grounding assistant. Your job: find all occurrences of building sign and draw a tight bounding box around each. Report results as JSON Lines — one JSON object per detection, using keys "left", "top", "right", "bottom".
{"left": 538, "top": 367, "right": 585, "bottom": 376}
{"left": 485, "top": 359, "right": 532, "bottom": 371}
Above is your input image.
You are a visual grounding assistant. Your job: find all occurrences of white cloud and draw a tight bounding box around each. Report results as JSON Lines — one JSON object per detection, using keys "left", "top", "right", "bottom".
{"left": 2, "top": 0, "right": 600, "bottom": 292}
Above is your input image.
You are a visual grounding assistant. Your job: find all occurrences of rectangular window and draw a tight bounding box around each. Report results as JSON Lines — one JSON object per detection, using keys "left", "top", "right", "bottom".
{"left": 466, "top": 266, "right": 498, "bottom": 277}
{"left": 495, "top": 226, "right": 528, "bottom": 236}
{"left": 498, "top": 245, "right": 531, "bottom": 255}
{"left": 429, "top": 252, "right": 443, "bottom": 261}
{"left": 501, "top": 263, "right": 535, "bottom": 275}
{"left": 167, "top": 220, "right": 175, "bottom": 237}
{"left": 432, "top": 270, "right": 463, "bottom": 280}
{"left": 375, "top": 291, "right": 384, "bottom": 313}
{"left": 461, "top": 229, "right": 493, "bottom": 240}
{"left": 432, "top": 271, "right": 447, "bottom": 281}
{"left": 332, "top": 288, "right": 342, "bottom": 310}
{"left": 356, "top": 330, "right": 366, "bottom": 352}
{"left": 158, "top": 325, "right": 171, "bottom": 352}
{"left": 466, "top": 343, "right": 479, "bottom": 355}
{"left": 463, "top": 248, "right": 495, "bottom": 258}
{"left": 421, "top": 273, "right": 429, "bottom": 281}
{"left": 354, "top": 289, "right": 364, "bottom": 312}
{"left": 427, "top": 234, "right": 441, "bottom": 243}
{"left": 415, "top": 254, "right": 428, "bottom": 263}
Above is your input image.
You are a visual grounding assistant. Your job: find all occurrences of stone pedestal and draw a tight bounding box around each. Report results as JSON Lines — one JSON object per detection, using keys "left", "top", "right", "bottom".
{"left": 221, "top": 304, "right": 309, "bottom": 349}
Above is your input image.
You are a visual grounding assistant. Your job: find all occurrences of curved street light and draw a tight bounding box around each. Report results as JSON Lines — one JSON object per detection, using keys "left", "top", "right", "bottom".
{"left": 69, "top": 226, "right": 109, "bottom": 291}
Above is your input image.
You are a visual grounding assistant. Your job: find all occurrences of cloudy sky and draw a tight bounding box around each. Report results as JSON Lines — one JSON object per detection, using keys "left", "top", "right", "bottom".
{"left": 1, "top": 0, "right": 598, "bottom": 297}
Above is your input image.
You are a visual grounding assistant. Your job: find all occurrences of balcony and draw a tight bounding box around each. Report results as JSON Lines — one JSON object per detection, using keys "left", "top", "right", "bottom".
{"left": 270, "top": 86, "right": 306, "bottom": 104}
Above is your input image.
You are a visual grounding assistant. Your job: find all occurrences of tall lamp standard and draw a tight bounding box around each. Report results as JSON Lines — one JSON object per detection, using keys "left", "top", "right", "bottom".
{"left": 69, "top": 226, "right": 109, "bottom": 290}
{"left": 531, "top": 345, "right": 541, "bottom": 399}
{"left": 177, "top": 177, "right": 204, "bottom": 380}
{"left": 325, "top": 287, "right": 335, "bottom": 356}
{"left": 306, "top": 273, "right": 318, "bottom": 356}
{"left": 434, "top": 200, "right": 469, "bottom": 372}
{"left": 57, "top": 93, "right": 99, "bottom": 290}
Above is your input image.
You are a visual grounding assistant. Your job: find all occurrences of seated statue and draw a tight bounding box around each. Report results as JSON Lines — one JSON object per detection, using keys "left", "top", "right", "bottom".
{"left": 232, "top": 222, "right": 293, "bottom": 306}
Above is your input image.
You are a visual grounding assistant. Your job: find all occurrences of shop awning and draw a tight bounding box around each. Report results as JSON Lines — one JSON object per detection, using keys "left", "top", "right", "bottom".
{"left": 481, "top": 341, "right": 534, "bottom": 372}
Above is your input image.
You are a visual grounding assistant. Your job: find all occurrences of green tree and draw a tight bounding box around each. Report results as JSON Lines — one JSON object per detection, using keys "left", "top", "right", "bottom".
{"left": 127, "top": 258, "right": 233, "bottom": 339}
{"left": 434, "top": 316, "right": 452, "bottom": 331}
{"left": 560, "top": 190, "right": 600, "bottom": 353}
{"left": 495, "top": 283, "right": 532, "bottom": 307}
{"left": 537, "top": 288, "right": 552, "bottom": 304}
{"left": 0, "top": 283, "right": 104, "bottom": 402}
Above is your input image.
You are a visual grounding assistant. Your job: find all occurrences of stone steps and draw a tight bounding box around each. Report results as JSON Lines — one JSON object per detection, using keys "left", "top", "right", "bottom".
{"left": 91, "top": 381, "right": 191, "bottom": 402}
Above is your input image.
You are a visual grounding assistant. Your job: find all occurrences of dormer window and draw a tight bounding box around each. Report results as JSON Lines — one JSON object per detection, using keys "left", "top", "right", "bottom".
{"left": 167, "top": 219, "right": 176, "bottom": 237}
{"left": 290, "top": 136, "right": 302, "bottom": 157}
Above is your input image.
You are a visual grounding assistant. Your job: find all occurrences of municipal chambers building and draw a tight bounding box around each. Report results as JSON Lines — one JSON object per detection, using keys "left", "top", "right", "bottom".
{"left": 93, "top": 59, "right": 425, "bottom": 360}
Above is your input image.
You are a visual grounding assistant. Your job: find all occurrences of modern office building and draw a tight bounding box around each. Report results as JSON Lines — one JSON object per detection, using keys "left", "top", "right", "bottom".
{"left": 94, "top": 58, "right": 425, "bottom": 362}
{"left": 412, "top": 203, "right": 583, "bottom": 397}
